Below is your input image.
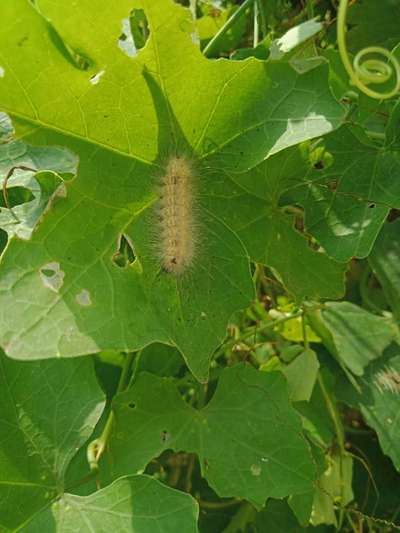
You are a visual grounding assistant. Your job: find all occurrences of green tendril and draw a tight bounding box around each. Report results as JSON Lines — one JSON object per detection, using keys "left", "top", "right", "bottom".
{"left": 337, "top": 0, "right": 400, "bottom": 100}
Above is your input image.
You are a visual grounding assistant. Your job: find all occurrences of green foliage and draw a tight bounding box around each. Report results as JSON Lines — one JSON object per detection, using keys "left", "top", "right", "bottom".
{"left": 1, "top": 0, "right": 400, "bottom": 531}
{"left": 110, "top": 365, "right": 316, "bottom": 506}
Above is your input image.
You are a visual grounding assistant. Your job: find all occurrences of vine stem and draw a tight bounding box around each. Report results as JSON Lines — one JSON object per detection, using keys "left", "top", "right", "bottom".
{"left": 317, "top": 373, "right": 346, "bottom": 530}
{"left": 224, "top": 310, "right": 304, "bottom": 350}
{"left": 301, "top": 309, "right": 309, "bottom": 350}
{"left": 253, "top": 0, "right": 259, "bottom": 47}
{"left": 87, "top": 352, "right": 135, "bottom": 472}
{"left": 337, "top": 0, "right": 400, "bottom": 99}
{"left": 302, "top": 307, "right": 346, "bottom": 530}
{"left": 197, "top": 498, "right": 240, "bottom": 510}
{"left": 203, "top": 0, "right": 255, "bottom": 58}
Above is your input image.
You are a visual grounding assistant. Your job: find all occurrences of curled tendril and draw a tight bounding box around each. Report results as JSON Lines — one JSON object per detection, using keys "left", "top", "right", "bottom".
{"left": 337, "top": 0, "right": 400, "bottom": 100}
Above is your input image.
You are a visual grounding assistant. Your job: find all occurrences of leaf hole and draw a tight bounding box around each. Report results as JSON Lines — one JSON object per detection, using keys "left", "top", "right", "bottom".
{"left": 118, "top": 9, "right": 149, "bottom": 58}
{"left": 311, "top": 149, "right": 333, "bottom": 171}
{"left": 388, "top": 208, "right": 400, "bottom": 222}
{"left": 90, "top": 70, "right": 105, "bottom": 85}
{"left": 0, "top": 228, "right": 7, "bottom": 255}
{"left": 369, "top": 203, "right": 376, "bottom": 209}
{"left": 39, "top": 262, "right": 65, "bottom": 292}
{"left": 128, "top": 402, "right": 136, "bottom": 409}
{"left": 112, "top": 234, "right": 136, "bottom": 268}
{"left": 161, "top": 429, "right": 171, "bottom": 443}
{"left": 0, "top": 186, "right": 34, "bottom": 208}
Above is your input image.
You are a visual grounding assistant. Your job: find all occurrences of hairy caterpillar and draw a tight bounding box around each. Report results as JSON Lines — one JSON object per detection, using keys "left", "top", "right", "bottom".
{"left": 156, "top": 155, "right": 196, "bottom": 275}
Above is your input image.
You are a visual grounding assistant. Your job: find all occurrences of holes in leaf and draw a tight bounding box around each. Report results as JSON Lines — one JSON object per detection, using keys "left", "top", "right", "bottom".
{"left": 0, "top": 229, "right": 7, "bottom": 255}
{"left": 311, "top": 148, "right": 333, "bottom": 171}
{"left": 0, "top": 186, "right": 34, "bottom": 208}
{"left": 39, "top": 262, "right": 65, "bottom": 292}
{"left": 161, "top": 430, "right": 171, "bottom": 443}
{"left": 369, "top": 203, "right": 376, "bottom": 209}
{"left": 89, "top": 69, "right": 105, "bottom": 85}
{"left": 388, "top": 209, "right": 400, "bottom": 222}
{"left": 112, "top": 234, "right": 136, "bottom": 268}
{"left": 128, "top": 402, "right": 136, "bottom": 409}
{"left": 119, "top": 9, "right": 149, "bottom": 57}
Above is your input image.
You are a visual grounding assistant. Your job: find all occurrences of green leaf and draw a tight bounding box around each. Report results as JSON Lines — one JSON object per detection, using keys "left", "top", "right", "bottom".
{"left": 0, "top": 350, "right": 105, "bottom": 531}
{"left": 289, "top": 126, "right": 400, "bottom": 262}
{"left": 135, "top": 343, "right": 184, "bottom": 377}
{"left": 205, "top": 163, "right": 346, "bottom": 301}
{"left": 254, "top": 498, "right": 326, "bottom": 532}
{"left": 23, "top": 475, "right": 199, "bottom": 533}
{"left": 347, "top": 0, "right": 400, "bottom": 52}
{"left": 339, "top": 347, "right": 400, "bottom": 471}
{"left": 0, "top": 0, "right": 345, "bottom": 379}
{"left": 239, "top": 210, "right": 346, "bottom": 301}
{"left": 311, "top": 452, "right": 353, "bottom": 527}
{"left": 0, "top": 135, "right": 77, "bottom": 240}
{"left": 308, "top": 302, "right": 396, "bottom": 376}
{"left": 282, "top": 349, "right": 320, "bottom": 402}
{"left": 0, "top": 112, "right": 13, "bottom": 142}
{"left": 369, "top": 220, "right": 400, "bottom": 320}
{"left": 269, "top": 18, "right": 323, "bottom": 61}
{"left": 296, "top": 378, "right": 335, "bottom": 448}
{"left": 109, "top": 364, "right": 316, "bottom": 507}
{"left": 196, "top": 5, "right": 249, "bottom": 56}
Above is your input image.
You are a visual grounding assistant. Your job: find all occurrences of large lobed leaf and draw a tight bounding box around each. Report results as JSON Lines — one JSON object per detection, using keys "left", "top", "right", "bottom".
{"left": 109, "top": 364, "right": 316, "bottom": 507}
{"left": 0, "top": 0, "right": 345, "bottom": 379}
{"left": 0, "top": 350, "right": 105, "bottom": 531}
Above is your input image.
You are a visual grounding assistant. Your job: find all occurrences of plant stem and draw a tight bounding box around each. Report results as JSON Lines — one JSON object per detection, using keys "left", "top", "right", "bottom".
{"left": 257, "top": 0, "right": 267, "bottom": 39}
{"left": 365, "top": 130, "right": 386, "bottom": 141}
{"left": 198, "top": 498, "right": 241, "bottom": 510}
{"left": 225, "top": 310, "right": 304, "bottom": 350}
{"left": 87, "top": 352, "right": 135, "bottom": 472}
{"left": 301, "top": 310, "right": 309, "bottom": 350}
{"left": 253, "top": 0, "right": 259, "bottom": 47}
{"left": 203, "top": 0, "right": 255, "bottom": 58}
{"left": 317, "top": 373, "right": 346, "bottom": 529}
{"left": 189, "top": 0, "right": 196, "bottom": 21}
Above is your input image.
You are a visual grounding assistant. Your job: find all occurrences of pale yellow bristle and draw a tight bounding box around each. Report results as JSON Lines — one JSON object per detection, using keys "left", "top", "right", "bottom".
{"left": 157, "top": 156, "right": 196, "bottom": 274}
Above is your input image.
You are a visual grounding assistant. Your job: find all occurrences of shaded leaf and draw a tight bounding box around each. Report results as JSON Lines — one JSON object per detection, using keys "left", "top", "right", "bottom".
{"left": 110, "top": 364, "right": 316, "bottom": 507}
{"left": 347, "top": 0, "right": 400, "bottom": 52}
{"left": 311, "top": 452, "right": 353, "bottom": 527}
{"left": 308, "top": 302, "right": 396, "bottom": 376}
{"left": 0, "top": 350, "right": 105, "bottom": 531}
{"left": 369, "top": 219, "right": 400, "bottom": 320}
{"left": 340, "top": 347, "right": 400, "bottom": 471}
{"left": 288, "top": 126, "right": 400, "bottom": 262}
{"left": 282, "top": 349, "right": 320, "bottom": 402}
